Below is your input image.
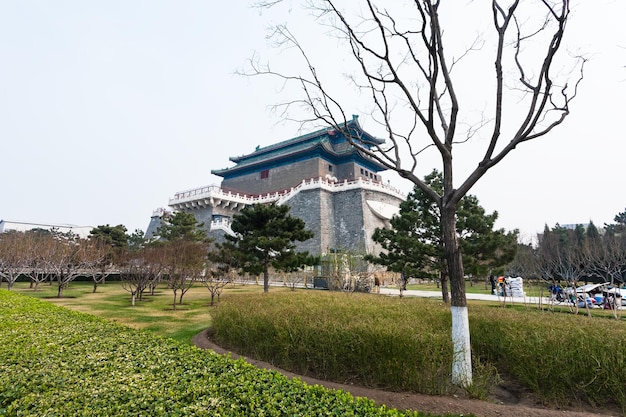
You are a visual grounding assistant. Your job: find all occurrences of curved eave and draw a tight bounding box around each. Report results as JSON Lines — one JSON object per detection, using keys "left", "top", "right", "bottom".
{"left": 229, "top": 127, "right": 335, "bottom": 164}
{"left": 212, "top": 141, "right": 321, "bottom": 177}
{"left": 318, "top": 141, "right": 387, "bottom": 171}
{"left": 338, "top": 118, "right": 384, "bottom": 148}
{"left": 228, "top": 118, "right": 383, "bottom": 164}
{"left": 212, "top": 141, "right": 386, "bottom": 178}
{"left": 355, "top": 149, "right": 386, "bottom": 171}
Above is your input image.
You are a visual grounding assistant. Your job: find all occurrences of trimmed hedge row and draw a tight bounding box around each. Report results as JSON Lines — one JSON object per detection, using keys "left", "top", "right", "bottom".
{"left": 212, "top": 292, "right": 454, "bottom": 395}
{"left": 471, "top": 306, "right": 626, "bottom": 408}
{"left": 0, "top": 290, "right": 448, "bottom": 417}
{"left": 212, "top": 291, "right": 626, "bottom": 410}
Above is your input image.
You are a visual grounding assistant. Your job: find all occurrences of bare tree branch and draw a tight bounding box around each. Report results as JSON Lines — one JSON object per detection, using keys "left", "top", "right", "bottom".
{"left": 247, "top": 0, "right": 584, "bottom": 387}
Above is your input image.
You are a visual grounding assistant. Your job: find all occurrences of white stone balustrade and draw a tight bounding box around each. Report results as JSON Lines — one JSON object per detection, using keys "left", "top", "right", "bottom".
{"left": 168, "top": 177, "right": 405, "bottom": 211}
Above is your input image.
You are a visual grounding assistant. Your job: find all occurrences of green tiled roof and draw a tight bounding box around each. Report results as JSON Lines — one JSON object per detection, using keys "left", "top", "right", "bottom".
{"left": 212, "top": 117, "right": 385, "bottom": 177}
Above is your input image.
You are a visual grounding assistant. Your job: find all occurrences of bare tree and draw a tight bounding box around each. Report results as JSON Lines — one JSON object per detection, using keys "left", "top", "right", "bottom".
{"left": 535, "top": 225, "right": 572, "bottom": 311}
{"left": 119, "top": 245, "right": 167, "bottom": 306}
{"left": 582, "top": 232, "right": 626, "bottom": 319}
{"left": 164, "top": 240, "right": 208, "bottom": 310}
{"left": 120, "top": 257, "right": 150, "bottom": 307}
{"left": 250, "top": 0, "right": 584, "bottom": 386}
{"left": 81, "top": 238, "right": 117, "bottom": 293}
{"left": 23, "top": 232, "right": 56, "bottom": 291}
{"left": 282, "top": 269, "right": 317, "bottom": 290}
{"left": 280, "top": 270, "right": 303, "bottom": 290}
{"left": 551, "top": 239, "right": 587, "bottom": 315}
{"left": 319, "top": 251, "right": 372, "bottom": 292}
{"left": 141, "top": 246, "right": 166, "bottom": 299}
{"left": 0, "top": 232, "right": 28, "bottom": 290}
{"left": 202, "top": 264, "right": 233, "bottom": 306}
{"left": 46, "top": 233, "right": 86, "bottom": 298}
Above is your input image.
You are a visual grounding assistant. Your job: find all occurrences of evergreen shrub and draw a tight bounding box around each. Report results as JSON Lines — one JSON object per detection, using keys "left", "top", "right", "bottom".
{"left": 0, "top": 290, "right": 452, "bottom": 417}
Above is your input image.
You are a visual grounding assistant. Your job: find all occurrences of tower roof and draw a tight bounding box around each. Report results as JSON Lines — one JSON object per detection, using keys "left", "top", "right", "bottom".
{"left": 212, "top": 116, "right": 386, "bottom": 178}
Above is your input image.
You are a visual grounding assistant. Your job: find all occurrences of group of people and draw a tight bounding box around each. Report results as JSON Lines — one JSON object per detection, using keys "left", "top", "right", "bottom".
{"left": 547, "top": 283, "right": 623, "bottom": 309}
{"left": 489, "top": 274, "right": 512, "bottom": 297}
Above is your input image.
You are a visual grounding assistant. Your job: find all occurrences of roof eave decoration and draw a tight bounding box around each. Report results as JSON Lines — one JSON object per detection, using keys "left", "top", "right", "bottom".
{"left": 212, "top": 141, "right": 326, "bottom": 177}
{"left": 345, "top": 116, "right": 384, "bottom": 148}
{"left": 212, "top": 115, "right": 385, "bottom": 176}
{"left": 357, "top": 150, "right": 386, "bottom": 171}
{"left": 232, "top": 117, "right": 382, "bottom": 161}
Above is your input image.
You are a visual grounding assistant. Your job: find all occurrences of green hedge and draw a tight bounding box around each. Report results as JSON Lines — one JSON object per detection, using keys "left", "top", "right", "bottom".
{"left": 212, "top": 291, "right": 626, "bottom": 410}
{"left": 0, "top": 290, "right": 448, "bottom": 417}
{"left": 470, "top": 305, "right": 626, "bottom": 408}
{"left": 212, "top": 292, "right": 453, "bottom": 394}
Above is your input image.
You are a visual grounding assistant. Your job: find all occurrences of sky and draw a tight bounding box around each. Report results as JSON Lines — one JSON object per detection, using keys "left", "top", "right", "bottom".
{"left": 0, "top": 1, "right": 624, "bottom": 243}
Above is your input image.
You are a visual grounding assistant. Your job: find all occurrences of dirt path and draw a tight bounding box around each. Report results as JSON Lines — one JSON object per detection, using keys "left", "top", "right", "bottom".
{"left": 192, "top": 329, "right": 620, "bottom": 417}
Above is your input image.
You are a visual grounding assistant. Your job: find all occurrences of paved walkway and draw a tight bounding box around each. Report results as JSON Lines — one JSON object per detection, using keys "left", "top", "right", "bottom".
{"left": 246, "top": 279, "right": 546, "bottom": 304}
{"left": 378, "top": 287, "right": 544, "bottom": 304}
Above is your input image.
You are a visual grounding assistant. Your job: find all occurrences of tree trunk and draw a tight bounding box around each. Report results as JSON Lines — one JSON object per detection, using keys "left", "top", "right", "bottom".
{"left": 439, "top": 269, "right": 450, "bottom": 304}
{"left": 263, "top": 266, "right": 270, "bottom": 293}
{"left": 441, "top": 205, "right": 472, "bottom": 387}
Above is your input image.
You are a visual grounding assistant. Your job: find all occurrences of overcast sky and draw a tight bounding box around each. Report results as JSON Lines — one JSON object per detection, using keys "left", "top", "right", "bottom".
{"left": 1, "top": 1, "right": 624, "bottom": 243}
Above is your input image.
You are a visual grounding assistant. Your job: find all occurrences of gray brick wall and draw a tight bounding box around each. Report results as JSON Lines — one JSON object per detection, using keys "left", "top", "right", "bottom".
{"left": 332, "top": 189, "right": 366, "bottom": 252}
{"left": 220, "top": 157, "right": 384, "bottom": 196}
{"left": 285, "top": 187, "right": 402, "bottom": 256}
{"left": 171, "top": 185, "right": 402, "bottom": 257}
{"left": 221, "top": 159, "right": 326, "bottom": 195}
{"left": 284, "top": 190, "right": 321, "bottom": 254}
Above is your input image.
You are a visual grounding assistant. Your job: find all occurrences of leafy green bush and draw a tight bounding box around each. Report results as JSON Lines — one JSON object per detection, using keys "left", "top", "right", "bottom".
{"left": 0, "top": 290, "right": 453, "bottom": 417}
{"left": 212, "top": 291, "right": 626, "bottom": 410}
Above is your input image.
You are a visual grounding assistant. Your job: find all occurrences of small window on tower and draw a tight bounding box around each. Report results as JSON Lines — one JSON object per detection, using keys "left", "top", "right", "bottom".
{"left": 329, "top": 165, "right": 333, "bottom": 172}
{"left": 260, "top": 169, "right": 269, "bottom": 179}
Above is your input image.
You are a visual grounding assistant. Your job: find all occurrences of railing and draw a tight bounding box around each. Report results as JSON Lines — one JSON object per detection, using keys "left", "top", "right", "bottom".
{"left": 169, "top": 185, "right": 223, "bottom": 202}
{"left": 277, "top": 176, "right": 405, "bottom": 205}
{"left": 168, "top": 177, "right": 405, "bottom": 208}
{"left": 151, "top": 207, "right": 171, "bottom": 217}
{"left": 210, "top": 218, "right": 231, "bottom": 227}
{"left": 209, "top": 218, "right": 236, "bottom": 237}
{"left": 168, "top": 185, "right": 291, "bottom": 206}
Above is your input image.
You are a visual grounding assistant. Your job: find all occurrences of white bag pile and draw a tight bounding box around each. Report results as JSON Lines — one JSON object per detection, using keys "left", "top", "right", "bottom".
{"left": 505, "top": 276, "right": 525, "bottom": 297}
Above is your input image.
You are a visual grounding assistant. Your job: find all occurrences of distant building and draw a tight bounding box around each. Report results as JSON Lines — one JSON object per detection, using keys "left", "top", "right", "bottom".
{"left": 0, "top": 220, "right": 93, "bottom": 239}
{"left": 559, "top": 223, "right": 597, "bottom": 231}
{"left": 147, "top": 116, "right": 405, "bottom": 255}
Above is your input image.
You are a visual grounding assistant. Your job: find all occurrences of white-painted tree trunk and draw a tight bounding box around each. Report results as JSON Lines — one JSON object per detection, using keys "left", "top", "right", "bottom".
{"left": 451, "top": 305, "right": 472, "bottom": 387}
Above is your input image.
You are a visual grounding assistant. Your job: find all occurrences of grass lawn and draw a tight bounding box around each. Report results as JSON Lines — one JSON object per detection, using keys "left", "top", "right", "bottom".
{"left": 9, "top": 280, "right": 260, "bottom": 344}
{"left": 2, "top": 289, "right": 431, "bottom": 417}
{"left": 12, "top": 278, "right": 619, "bottom": 345}
{"left": 8, "top": 277, "right": 626, "bottom": 410}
